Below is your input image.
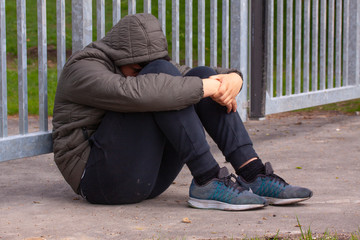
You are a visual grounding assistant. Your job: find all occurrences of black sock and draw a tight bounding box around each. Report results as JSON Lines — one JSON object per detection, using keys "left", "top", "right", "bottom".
{"left": 236, "top": 159, "right": 265, "bottom": 182}
{"left": 194, "top": 165, "right": 220, "bottom": 185}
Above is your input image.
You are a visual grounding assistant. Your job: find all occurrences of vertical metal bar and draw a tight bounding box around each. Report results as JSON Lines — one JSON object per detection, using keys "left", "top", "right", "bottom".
{"left": 334, "top": 0, "right": 342, "bottom": 88}
{"left": 72, "top": 0, "right": 93, "bottom": 53}
{"left": 303, "top": 0, "right": 310, "bottom": 93}
{"left": 17, "top": 0, "right": 28, "bottom": 134}
{"left": 128, "top": 0, "right": 136, "bottom": 15}
{"left": 231, "top": 0, "right": 248, "bottom": 121}
{"left": 342, "top": 0, "right": 349, "bottom": 86}
{"left": 311, "top": 0, "right": 319, "bottom": 91}
{"left": 198, "top": 0, "right": 205, "bottom": 66}
{"left": 276, "top": 0, "right": 283, "bottom": 97}
{"left": 221, "top": 0, "right": 229, "bottom": 68}
{"left": 97, "top": 0, "right": 105, "bottom": 40}
{"left": 158, "top": 0, "right": 166, "bottom": 35}
{"left": 266, "top": 0, "right": 274, "bottom": 98}
{"left": 348, "top": 0, "right": 360, "bottom": 86}
{"left": 319, "top": 0, "right": 326, "bottom": 90}
{"left": 144, "top": 0, "right": 151, "bottom": 14}
{"left": 172, "top": 0, "right": 179, "bottom": 63}
{"left": 185, "top": 0, "right": 193, "bottom": 67}
{"left": 113, "top": 0, "right": 121, "bottom": 26}
{"left": 0, "top": 0, "right": 7, "bottom": 137}
{"left": 327, "top": 0, "right": 335, "bottom": 89}
{"left": 294, "top": 0, "right": 302, "bottom": 94}
{"left": 250, "top": 0, "right": 266, "bottom": 119}
{"left": 285, "top": 0, "right": 293, "bottom": 95}
{"left": 239, "top": 0, "right": 249, "bottom": 119}
{"left": 210, "top": 0, "right": 217, "bottom": 67}
{"left": 38, "top": 0, "right": 48, "bottom": 132}
{"left": 57, "top": 0, "right": 66, "bottom": 81}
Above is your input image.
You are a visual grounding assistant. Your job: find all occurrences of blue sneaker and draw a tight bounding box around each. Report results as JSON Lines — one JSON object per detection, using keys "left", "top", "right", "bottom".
{"left": 188, "top": 167, "right": 267, "bottom": 211}
{"left": 237, "top": 162, "right": 313, "bottom": 205}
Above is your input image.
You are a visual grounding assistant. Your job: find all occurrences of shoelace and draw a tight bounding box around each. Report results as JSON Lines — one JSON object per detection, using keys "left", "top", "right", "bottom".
{"left": 223, "top": 173, "right": 247, "bottom": 193}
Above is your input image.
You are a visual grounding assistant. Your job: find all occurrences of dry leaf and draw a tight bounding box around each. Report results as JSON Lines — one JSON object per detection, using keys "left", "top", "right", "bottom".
{"left": 182, "top": 217, "right": 191, "bottom": 223}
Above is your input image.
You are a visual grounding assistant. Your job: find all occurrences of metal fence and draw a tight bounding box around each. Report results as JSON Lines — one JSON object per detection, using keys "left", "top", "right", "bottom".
{"left": 0, "top": 0, "right": 249, "bottom": 162}
{"left": 264, "top": 0, "right": 360, "bottom": 115}
{"left": 1, "top": 0, "right": 359, "bottom": 162}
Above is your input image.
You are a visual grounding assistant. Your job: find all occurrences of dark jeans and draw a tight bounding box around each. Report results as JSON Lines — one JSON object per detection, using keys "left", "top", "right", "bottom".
{"left": 80, "top": 60, "right": 257, "bottom": 204}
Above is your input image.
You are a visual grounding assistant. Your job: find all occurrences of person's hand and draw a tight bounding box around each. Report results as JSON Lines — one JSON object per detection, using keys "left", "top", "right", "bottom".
{"left": 209, "top": 73, "right": 243, "bottom": 113}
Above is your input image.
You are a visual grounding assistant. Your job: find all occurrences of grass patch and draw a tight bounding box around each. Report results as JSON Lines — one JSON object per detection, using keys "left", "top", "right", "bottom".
{"left": 293, "top": 99, "right": 360, "bottom": 115}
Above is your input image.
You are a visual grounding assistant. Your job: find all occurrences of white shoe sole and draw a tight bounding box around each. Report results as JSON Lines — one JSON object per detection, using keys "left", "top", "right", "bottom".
{"left": 266, "top": 196, "right": 311, "bottom": 205}
{"left": 188, "top": 197, "right": 265, "bottom": 211}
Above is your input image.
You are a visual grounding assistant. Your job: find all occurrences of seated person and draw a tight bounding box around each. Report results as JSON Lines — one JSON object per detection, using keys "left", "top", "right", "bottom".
{"left": 52, "top": 13, "right": 312, "bottom": 210}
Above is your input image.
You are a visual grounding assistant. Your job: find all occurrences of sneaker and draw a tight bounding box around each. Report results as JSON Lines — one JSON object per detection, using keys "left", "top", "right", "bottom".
{"left": 237, "top": 162, "right": 313, "bottom": 205}
{"left": 188, "top": 167, "right": 267, "bottom": 211}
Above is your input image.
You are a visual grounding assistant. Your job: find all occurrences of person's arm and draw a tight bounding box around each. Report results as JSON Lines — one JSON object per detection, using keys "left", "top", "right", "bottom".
{"left": 172, "top": 61, "right": 243, "bottom": 112}
{"left": 57, "top": 58, "right": 204, "bottom": 112}
{"left": 202, "top": 78, "right": 221, "bottom": 97}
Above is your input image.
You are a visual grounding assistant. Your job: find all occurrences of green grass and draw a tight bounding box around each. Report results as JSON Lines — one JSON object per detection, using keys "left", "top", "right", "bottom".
{"left": 293, "top": 98, "right": 360, "bottom": 115}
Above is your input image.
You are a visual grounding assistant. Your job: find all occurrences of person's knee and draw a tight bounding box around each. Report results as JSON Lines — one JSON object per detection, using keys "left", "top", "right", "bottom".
{"left": 185, "top": 66, "right": 217, "bottom": 78}
{"left": 140, "top": 59, "right": 181, "bottom": 76}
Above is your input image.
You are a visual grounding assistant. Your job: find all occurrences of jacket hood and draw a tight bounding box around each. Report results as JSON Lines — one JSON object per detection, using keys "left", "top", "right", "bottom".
{"left": 91, "top": 13, "right": 169, "bottom": 67}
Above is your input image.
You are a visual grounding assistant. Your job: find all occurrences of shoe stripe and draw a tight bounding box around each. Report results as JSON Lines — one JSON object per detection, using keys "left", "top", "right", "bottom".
{"left": 223, "top": 188, "right": 233, "bottom": 203}
{"left": 218, "top": 184, "right": 227, "bottom": 202}
{"left": 269, "top": 181, "right": 278, "bottom": 197}
{"left": 257, "top": 179, "right": 267, "bottom": 196}
{"left": 210, "top": 183, "right": 222, "bottom": 200}
{"left": 260, "top": 178, "right": 285, "bottom": 198}
{"left": 212, "top": 182, "right": 227, "bottom": 201}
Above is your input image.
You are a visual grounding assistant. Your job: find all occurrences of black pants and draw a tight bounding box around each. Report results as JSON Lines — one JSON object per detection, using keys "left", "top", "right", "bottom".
{"left": 80, "top": 60, "right": 258, "bottom": 204}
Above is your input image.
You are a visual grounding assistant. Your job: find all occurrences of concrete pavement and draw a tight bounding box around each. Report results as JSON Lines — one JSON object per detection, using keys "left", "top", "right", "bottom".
{"left": 1, "top": 112, "right": 359, "bottom": 240}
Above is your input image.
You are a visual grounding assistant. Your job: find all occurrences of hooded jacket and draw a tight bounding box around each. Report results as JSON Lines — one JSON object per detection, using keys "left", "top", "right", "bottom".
{"left": 52, "top": 13, "right": 242, "bottom": 194}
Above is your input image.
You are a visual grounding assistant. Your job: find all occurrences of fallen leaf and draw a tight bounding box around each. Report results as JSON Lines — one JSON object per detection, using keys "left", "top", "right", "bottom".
{"left": 182, "top": 217, "right": 191, "bottom": 223}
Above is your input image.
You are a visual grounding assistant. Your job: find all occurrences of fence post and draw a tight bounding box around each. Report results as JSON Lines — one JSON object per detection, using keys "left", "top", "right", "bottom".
{"left": 231, "top": 0, "right": 248, "bottom": 121}
{"left": 249, "top": 0, "right": 267, "bottom": 119}
{"left": 72, "top": 0, "right": 92, "bottom": 53}
{"left": 17, "top": 0, "right": 28, "bottom": 134}
{"left": 348, "top": 0, "right": 360, "bottom": 86}
{"left": 56, "top": 0, "right": 66, "bottom": 81}
{"left": 0, "top": 0, "right": 7, "bottom": 137}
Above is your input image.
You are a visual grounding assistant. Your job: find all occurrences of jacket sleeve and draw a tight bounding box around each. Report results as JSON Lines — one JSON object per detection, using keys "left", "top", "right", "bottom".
{"left": 56, "top": 58, "right": 204, "bottom": 112}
